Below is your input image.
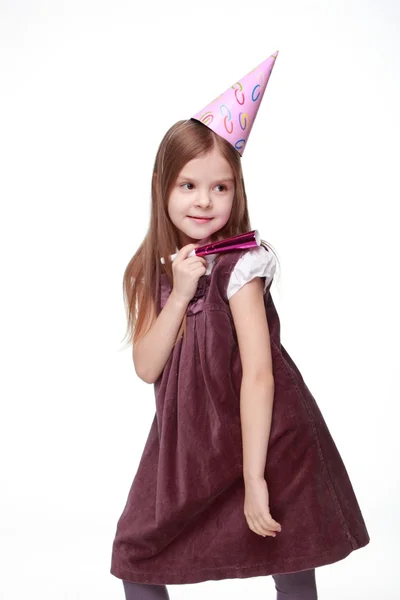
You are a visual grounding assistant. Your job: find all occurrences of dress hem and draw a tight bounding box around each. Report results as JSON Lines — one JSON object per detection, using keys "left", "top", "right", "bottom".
{"left": 110, "top": 535, "right": 369, "bottom": 585}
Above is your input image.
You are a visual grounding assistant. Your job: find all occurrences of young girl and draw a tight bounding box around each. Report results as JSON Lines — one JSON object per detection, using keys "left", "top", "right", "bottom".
{"left": 110, "top": 53, "right": 370, "bottom": 599}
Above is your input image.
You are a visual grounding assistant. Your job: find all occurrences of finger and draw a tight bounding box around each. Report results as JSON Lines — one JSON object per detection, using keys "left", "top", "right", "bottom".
{"left": 254, "top": 510, "right": 281, "bottom": 534}
{"left": 257, "top": 508, "right": 280, "bottom": 529}
{"left": 184, "top": 256, "right": 207, "bottom": 267}
{"left": 175, "top": 244, "right": 199, "bottom": 261}
{"left": 173, "top": 256, "right": 205, "bottom": 273}
{"left": 246, "top": 515, "right": 272, "bottom": 538}
{"left": 265, "top": 516, "right": 282, "bottom": 531}
{"left": 245, "top": 515, "right": 262, "bottom": 536}
{"left": 260, "top": 516, "right": 281, "bottom": 533}
{"left": 253, "top": 517, "right": 277, "bottom": 537}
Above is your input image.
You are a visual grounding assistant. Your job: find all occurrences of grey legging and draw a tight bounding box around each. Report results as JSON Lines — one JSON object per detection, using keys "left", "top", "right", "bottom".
{"left": 122, "top": 568, "right": 317, "bottom": 599}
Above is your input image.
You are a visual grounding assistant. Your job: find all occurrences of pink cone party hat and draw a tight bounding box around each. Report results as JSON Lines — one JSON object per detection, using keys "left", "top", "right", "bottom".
{"left": 191, "top": 51, "right": 279, "bottom": 156}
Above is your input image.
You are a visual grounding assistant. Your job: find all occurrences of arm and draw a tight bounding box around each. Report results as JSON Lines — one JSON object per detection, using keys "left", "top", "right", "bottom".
{"left": 229, "top": 277, "right": 275, "bottom": 482}
{"left": 133, "top": 290, "right": 189, "bottom": 384}
{"left": 134, "top": 243, "right": 207, "bottom": 384}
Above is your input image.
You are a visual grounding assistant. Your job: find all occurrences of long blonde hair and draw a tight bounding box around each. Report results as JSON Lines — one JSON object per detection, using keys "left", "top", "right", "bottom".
{"left": 122, "top": 118, "right": 279, "bottom": 347}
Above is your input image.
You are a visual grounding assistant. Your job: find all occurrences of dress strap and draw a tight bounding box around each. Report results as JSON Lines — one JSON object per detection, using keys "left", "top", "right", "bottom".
{"left": 210, "top": 249, "right": 248, "bottom": 303}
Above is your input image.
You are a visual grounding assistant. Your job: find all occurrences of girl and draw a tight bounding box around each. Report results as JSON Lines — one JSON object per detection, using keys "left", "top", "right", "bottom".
{"left": 110, "top": 54, "right": 370, "bottom": 599}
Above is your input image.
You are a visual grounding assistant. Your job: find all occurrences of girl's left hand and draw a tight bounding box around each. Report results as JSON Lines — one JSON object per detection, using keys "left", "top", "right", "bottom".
{"left": 243, "top": 477, "right": 282, "bottom": 537}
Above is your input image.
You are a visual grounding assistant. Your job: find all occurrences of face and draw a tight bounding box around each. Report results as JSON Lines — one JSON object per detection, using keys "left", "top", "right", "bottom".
{"left": 167, "top": 145, "right": 235, "bottom": 248}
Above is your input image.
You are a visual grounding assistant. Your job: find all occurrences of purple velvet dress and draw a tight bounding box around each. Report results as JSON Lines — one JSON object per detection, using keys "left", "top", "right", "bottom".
{"left": 110, "top": 247, "right": 370, "bottom": 585}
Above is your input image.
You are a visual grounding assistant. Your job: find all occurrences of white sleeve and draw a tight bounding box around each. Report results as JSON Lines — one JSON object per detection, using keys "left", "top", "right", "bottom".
{"left": 227, "top": 246, "right": 276, "bottom": 300}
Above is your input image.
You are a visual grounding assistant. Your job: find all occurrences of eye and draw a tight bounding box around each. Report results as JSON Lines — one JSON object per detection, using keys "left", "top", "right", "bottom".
{"left": 180, "top": 182, "right": 228, "bottom": 191}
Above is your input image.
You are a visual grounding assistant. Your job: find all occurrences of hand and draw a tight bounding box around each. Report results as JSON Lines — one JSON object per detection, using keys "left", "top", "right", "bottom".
{"left": 171, "top": 243, "right": 207, "bottom": 303}
{"left": 244, "top": 477, "right": 282, "bottom": 538}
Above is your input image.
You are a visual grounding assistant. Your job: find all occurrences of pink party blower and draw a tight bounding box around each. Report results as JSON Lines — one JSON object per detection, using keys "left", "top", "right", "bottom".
{"left": 161, "top": 230, "right": 261, "bottom": 264}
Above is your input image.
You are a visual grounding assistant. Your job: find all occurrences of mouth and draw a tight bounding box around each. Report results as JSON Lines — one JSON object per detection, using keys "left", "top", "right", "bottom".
{"left": 188, "top": 216, "right": 213, "bottom": 223}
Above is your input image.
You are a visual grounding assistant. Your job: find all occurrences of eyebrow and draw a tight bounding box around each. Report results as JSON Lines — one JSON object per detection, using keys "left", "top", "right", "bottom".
{"left": 177, "top": 175, "right": 234, "bottom": 183}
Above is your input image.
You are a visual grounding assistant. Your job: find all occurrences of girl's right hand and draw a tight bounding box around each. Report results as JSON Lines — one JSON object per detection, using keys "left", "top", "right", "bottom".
{"left": 171, "top": 243, "right": 208, "bottom": 303}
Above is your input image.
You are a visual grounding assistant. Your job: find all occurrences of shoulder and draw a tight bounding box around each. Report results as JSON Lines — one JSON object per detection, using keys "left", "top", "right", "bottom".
{"left": 227, "top": 245, "right": 276, "bottom": 300}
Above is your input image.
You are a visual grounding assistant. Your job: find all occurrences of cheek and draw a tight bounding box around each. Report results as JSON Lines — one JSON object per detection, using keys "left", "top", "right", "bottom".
{"left": 167, "top": 195, "right": 179, "bottom": 215}
{"left": 168, "top": 194, "right": 189, "bottom": 221}
{"left": 220, "top": 196, "right": 234, "bottom": 219}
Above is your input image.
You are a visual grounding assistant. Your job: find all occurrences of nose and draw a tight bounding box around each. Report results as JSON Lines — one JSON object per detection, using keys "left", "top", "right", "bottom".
{"left": 195, "top": 189, "right": 212, "bottom": 208}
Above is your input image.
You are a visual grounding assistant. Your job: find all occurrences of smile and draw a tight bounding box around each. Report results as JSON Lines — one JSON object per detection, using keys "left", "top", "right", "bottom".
{"left": 188, "top": 216, "right": 213, "bottom": 222}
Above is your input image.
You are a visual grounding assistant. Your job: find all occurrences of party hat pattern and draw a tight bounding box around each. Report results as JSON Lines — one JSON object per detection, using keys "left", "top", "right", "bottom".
{"left": 191, "top": 51, "right": 279, "bottom": 156}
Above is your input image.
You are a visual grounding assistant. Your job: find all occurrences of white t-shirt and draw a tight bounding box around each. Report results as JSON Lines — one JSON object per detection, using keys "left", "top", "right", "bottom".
{"left": 204, "top": 246, "right": 276, "bottom": 300}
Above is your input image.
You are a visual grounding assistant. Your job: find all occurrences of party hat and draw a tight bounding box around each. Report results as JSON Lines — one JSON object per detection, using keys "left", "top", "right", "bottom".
{"left": 191, "top": 51, "right": 279, "bottom": 156}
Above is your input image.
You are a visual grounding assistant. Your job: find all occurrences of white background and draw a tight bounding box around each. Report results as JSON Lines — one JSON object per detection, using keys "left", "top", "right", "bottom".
{"left": 1, "top": 0, "right": 399, "bottom": 598}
